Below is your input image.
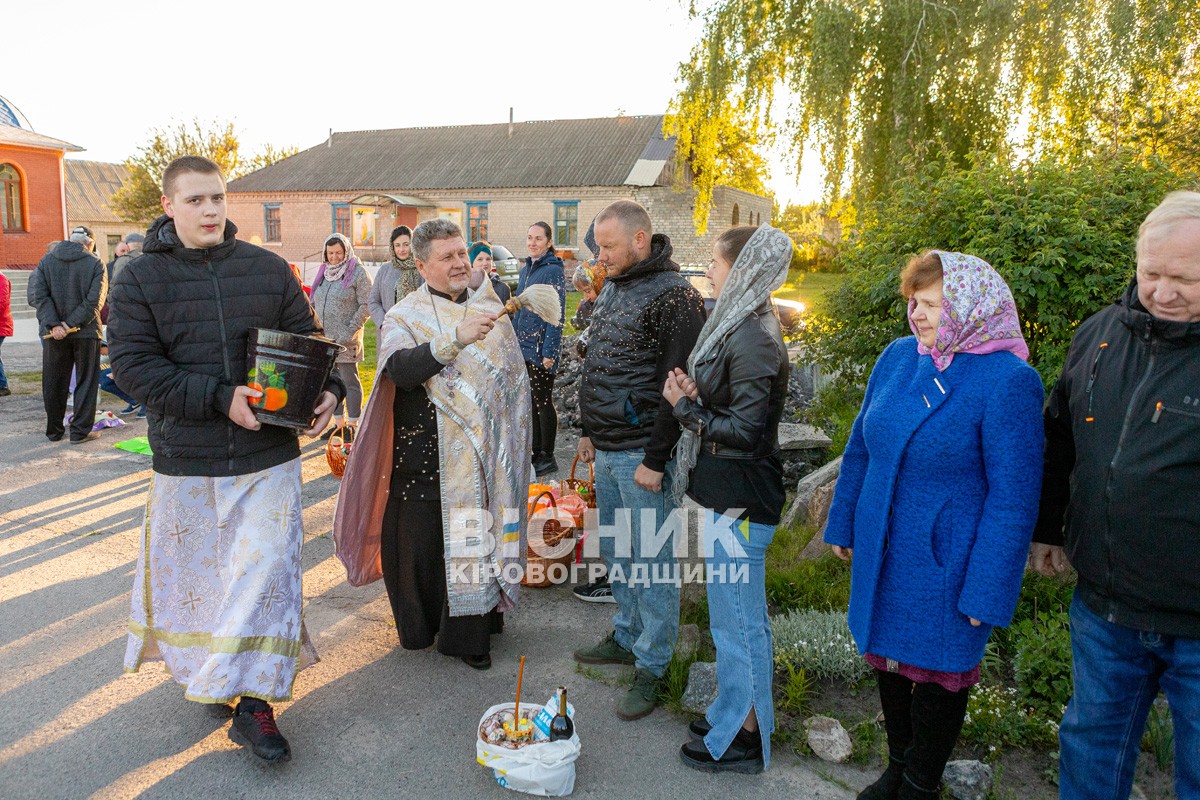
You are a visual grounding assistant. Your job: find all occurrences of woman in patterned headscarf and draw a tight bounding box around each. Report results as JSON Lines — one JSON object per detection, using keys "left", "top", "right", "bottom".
{"left": 663, "top": 224, "right": 793, "bottom": 774}
{"left": 823, "top": 250, "right": 1045, "bottom": 800}
{"left": 311, "top": 232, "right": 373, "bottom": 432}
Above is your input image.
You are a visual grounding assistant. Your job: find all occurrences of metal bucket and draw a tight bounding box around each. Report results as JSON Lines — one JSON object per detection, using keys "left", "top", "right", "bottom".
{"left": 246, "top": 328, "right": 343, "bottom": 431}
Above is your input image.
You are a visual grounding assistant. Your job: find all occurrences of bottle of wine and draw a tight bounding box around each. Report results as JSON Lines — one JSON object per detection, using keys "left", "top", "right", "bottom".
{"left": 549, "top": 685, "right": 573, "bottom": 741}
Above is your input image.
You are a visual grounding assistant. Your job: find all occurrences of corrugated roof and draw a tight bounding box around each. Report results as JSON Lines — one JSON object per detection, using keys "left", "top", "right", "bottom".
{"left": 65, "top": 160, "right": 128, "bottom": 222}
{"left": 0, "top": 122, "right": 82, "bottom": 152}
{"left": 228, "top": 115, "right": 673, "bottom": 194}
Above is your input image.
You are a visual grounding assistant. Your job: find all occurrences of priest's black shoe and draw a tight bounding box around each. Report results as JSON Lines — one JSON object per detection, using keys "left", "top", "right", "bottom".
{"left": 229, "top": 698, "right": 291, "bottom": 763}
{"left": 679, "top": 727, "right": 763, "bottom": 774}
{"left": 461, "top": 654, "right": 492, "bottom": 670}
{"left": 533, "top": 454, "right": 559, "bottom": 476}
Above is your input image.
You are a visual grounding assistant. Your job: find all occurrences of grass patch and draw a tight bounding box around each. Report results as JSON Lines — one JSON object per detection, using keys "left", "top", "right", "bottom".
{"left": 774, "top": 272, "right": 847, "bottom": 314}
{"left": 765, "top": 521, "right": 851, "bottom": 614}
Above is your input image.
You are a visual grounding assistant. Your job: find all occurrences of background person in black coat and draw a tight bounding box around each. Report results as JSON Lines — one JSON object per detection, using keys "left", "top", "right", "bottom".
{"left": 27, "top": 226, "right": 107, "bottom": 442}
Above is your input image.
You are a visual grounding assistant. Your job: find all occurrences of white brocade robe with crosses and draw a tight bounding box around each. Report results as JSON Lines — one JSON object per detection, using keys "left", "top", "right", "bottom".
{"left": 124, "top": 457, "right": 317, "bottom": 703}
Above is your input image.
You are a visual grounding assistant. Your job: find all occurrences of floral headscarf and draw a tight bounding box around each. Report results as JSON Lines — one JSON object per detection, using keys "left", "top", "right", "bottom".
{"left": 910, "top": 250, "right": 1028, "bottom": 371}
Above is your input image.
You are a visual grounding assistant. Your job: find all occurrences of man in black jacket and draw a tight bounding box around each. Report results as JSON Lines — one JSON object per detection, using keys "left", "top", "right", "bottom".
{"left": 28, "top": 226, "right": 107, "bottom": 442}
{"left": 1031, "top": 190, "right": 1200, "bottom": 800}
{"left": 108, "top": 156, "right": 343, "bottom": 765}
{"left": 572, "top": 200, "right": 707, "bottom": 721}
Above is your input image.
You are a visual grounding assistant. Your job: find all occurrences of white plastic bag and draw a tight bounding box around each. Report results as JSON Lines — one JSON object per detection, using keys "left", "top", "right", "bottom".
{"left": 476, "top": 702, "right": 581, "bottom": 796}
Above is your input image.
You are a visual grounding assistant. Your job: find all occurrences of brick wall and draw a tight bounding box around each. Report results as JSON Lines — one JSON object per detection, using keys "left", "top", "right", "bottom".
{"left": 226, "top": 183, "right": 771, "bottom": 271}
{"left": 636, "top": 184, "right": 773, "bottom": 266}
{"left": 0, "top": 145, "right": 68, "bottom": 269}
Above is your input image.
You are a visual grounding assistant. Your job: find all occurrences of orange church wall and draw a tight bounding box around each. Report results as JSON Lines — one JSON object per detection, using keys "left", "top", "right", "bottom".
{"left": 0, "top": 144, "right": 68, "bottom": 269}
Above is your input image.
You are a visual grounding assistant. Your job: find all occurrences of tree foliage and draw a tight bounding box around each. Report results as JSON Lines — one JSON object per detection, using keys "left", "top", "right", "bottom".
{"left": 111, "top": 119, "right": 297, "bottom": 225}
{"left": 663, "top": 99, "right": 771, "bottom": 232}
{"left": 673, "top": 0, "right": 1200, "bottom": 208}
{"left": 798, "top": 148, "right": 1195, "bottom": 449}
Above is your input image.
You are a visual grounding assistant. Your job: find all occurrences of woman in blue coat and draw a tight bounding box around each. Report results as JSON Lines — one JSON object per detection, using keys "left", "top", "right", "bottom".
{"left": 824, "top": 251, "right": 1044, "bottom": 800}
{"left": 515, "top": 221, "right": 566, "bottom": 476}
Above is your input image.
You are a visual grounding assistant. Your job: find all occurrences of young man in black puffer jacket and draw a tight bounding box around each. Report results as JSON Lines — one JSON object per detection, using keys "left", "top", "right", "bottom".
{"left": 572, "top": 200, "right": 707, "bottom": 721}
{"left": 107, "top": 156, "right": 344, "bottom": 765}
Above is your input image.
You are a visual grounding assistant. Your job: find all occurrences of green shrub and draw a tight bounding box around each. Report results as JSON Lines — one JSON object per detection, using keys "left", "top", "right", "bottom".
{"left": 778, "top": 661, "right": 815, "bottom": 716}
{"left": 796, "top": 149, "right": 1195, "bottom": 430}
{"left": 765, "top": 556, "right": 852, "bottom": 615}
{"left": 1010, "top": 609, "right": 1074, "bottom": 719}
{"left": 993, "top": 570, "right": 1077, "bottom": 658}
{"left": 960, "top": 683, "right": 1058, "bottom": 753}
{"left": 1142, "top": 702, "right": 1174, "bottom": 770}
{"left": 771, "top": 609, "right": 870, "bottom": 684}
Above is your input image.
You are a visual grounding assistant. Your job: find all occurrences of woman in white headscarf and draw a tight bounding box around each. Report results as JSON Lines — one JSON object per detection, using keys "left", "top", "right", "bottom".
{"left": 663, "top": 224, "right": 794, "bottom": 774}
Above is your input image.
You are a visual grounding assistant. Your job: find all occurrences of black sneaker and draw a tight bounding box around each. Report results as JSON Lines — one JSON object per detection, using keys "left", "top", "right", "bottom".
{"left": 460, "top": 654, "right": 492, "bottom": 670}
{"left": 118, "top": 402, "right": 138, "bottom": 415}
{"left": 572, "top": 578, "right": 616, "bottom": 604}
{"left": 0, "top": 387, "right": 11, "bottom": 397}
{"left": 688, "top": 718, "right": 712, "bottom": 739}
{"left": 230, "top": 698, "right": 291, "bottom": 763}
{"left": 679, "top": 727, "right": 763, "bottom": 774}
{"left": 533, "top": 455, "right": 559, "bottom": 476}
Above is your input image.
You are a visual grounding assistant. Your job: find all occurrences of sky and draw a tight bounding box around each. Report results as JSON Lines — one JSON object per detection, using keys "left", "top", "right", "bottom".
{"left": 6, "top": 0, "right": 822, "bottom": 206}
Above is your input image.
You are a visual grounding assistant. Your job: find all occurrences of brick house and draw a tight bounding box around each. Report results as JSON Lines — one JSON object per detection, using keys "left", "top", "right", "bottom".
{"left": 225, "top": 114, "right": 770, "bottom": 273}
{"left": 65, "top": 160, "right": 141, "bottom": 263}
{"left": 0, "top": 96, "right": 83, "bottom": 270}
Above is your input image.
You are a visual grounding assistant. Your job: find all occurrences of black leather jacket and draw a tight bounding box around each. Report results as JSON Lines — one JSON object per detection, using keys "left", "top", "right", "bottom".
{"left": 673, "top": 304, "right": 790, "bottom": 458}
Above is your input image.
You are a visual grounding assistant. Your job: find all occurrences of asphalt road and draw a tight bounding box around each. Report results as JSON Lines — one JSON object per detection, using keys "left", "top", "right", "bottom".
{"left": 0, "top": 341, "right": 858, "bottom": 800}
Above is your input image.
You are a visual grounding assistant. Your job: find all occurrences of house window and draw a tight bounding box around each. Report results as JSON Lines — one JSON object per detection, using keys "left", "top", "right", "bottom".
{"left": 0, "top": 163, "right": 23, "bottom": 231}
{"left": 732, "top": 203, "right": 740, "bottom": 226}
{"left": 332, "top": 203, "right": 351, "bottom": 237}
{"left": 466, "top": 201, "right": 489, "bottom": 242}
{"left": 553, "top": 201, "right": 579, "bottom": 247}
{"left": 263, "top": 203, "right": 281, "bottom": 243}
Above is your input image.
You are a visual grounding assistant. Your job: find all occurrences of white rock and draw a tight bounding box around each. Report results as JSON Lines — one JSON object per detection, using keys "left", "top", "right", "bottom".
{"left": 778, "top": 422, "right": 833, "bottom": 451}
{"left": 782, "top": 455, "right": 842, "bottom": 529}
{"left": 681, "top": 662, "right": 718, "bottom": 715}
{"left": 943, "top": 760, "right": 993, "bottom": 800}
{"left": 804, "top": 715, "right": 853, "bottom": 763}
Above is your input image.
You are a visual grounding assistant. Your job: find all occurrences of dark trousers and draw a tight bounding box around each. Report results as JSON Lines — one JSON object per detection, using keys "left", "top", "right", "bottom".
{"left": 379, "top": 494, "right": 502, "bottom": 656}
{"left": 42, "top": 337, "right": 101, "bottom": 440}
{"left": 875, "top": 669, "right": 971, "bottom": 795}
{"left": 525, "top": 360, "right": 558, "bottom": 457}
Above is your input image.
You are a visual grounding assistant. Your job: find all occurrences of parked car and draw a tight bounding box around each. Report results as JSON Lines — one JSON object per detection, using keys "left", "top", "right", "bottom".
{"left": 491, "top": 244, "right": 522, "bottom": 289}
{"left": 678, "top": 267, "right": 805, "bottom": 337}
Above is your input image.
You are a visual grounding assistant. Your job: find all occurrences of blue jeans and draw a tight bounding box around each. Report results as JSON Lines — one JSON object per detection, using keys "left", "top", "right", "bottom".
{"left": 703, "top": 512, "right": 775, "bottom": 768}
{"left": 99, "top": 368, "right": 137, "bottom": 406}
{"left": 0, "top": 335, "right": 7, "bottom": 389}
{"left": 1059, "top": 591, "right": 1200, "bottom": 800}
{"left": 593, "top": 447, "right": 679, "bottom": 677}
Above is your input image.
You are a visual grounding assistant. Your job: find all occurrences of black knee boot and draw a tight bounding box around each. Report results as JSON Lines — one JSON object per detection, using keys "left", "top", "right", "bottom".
{"left": 898, "top": 681, "right": 970, "bottom": 799}
{"left": 858, "top": 670, "right": 914, "bottom": 800}
{"left": 538, "top": 404, "right": 558, "bottom": 459}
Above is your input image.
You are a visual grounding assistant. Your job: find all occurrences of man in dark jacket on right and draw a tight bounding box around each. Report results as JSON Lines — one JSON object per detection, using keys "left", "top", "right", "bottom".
{"left": 1031, "top": 190, "right": 1200, "bottom": 800}
{"left": 572, "top": 200, "right": 706, "bottom": 721}
{"left": 28, "top": 226, "right": 107, "bottom": 442}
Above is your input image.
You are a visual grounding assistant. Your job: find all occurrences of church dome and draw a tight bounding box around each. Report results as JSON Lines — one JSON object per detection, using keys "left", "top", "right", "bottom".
{"left": 0, "top": 95, "right": 33, "bottom": 129}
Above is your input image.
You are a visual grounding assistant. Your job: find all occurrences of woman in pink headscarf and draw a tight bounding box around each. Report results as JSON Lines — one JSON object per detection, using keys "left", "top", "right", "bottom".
{"left": 823, "top": 250, "right": 1045, "bottom": 800}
